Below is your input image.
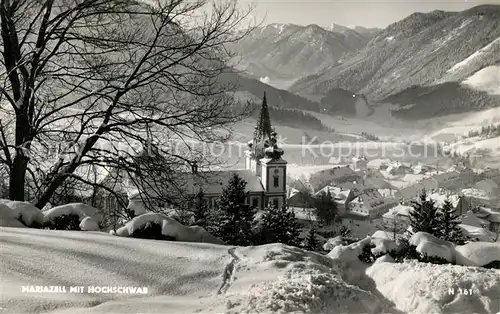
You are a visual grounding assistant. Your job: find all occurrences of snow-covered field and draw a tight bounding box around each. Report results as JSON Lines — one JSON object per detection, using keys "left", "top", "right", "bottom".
{"left": 1, "top": 227, "right": 500, "bottom": 314}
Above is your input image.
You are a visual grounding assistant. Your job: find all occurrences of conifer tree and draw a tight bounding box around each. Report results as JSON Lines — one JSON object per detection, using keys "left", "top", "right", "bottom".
{"left": 193, "top": 189, "right": 208, "bottom": 228}
{"left": 258, "top": 204, "right": 301, "bottom": 246}
{"left": 409, "top": 190, "right": 441, "bottom": 237}
{"left": 313, "top": 190, "right": 337, "bottom": 226}
{"left": 305, "top": 226, "right": 320, "bottom": 251}
{"left": 208, "top": 174, "right": 255, "bottom": 245}
{"left": 340, "top": 225, "right": 351, "bottom": 238}
{"left": 438, "top": 199, "right": 466, "bottom": 244}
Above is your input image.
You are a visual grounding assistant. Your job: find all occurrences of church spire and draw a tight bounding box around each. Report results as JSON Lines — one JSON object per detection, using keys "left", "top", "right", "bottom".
{"left": 254, "top": 91, "right": 273, "bottom": 142}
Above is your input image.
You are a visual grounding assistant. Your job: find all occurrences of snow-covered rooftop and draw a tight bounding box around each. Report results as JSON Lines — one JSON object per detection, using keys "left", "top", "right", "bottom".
{"left": 461, "top": 188, "right": 492, "bottom": 200}
{"left": 383, "top": 204, "right": 413, "bottom": 218}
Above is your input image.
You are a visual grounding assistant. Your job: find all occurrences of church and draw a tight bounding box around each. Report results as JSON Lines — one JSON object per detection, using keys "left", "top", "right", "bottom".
{"left": 185, "top": 92, "right": 288, "bottom": 210}
{"left": 124, "top": 92, "right": 289, "bottom": 212}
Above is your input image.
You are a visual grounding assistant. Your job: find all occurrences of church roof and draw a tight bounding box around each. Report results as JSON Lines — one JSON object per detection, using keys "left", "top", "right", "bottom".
{"left": 185, "top": 170, "right": 265, "bottom": 195}
{"left": 254, "top": 91, "right": 272, "bottom": 142}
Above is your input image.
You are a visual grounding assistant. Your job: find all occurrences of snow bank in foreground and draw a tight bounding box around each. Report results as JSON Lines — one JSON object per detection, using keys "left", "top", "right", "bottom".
{"left": 0, "top": 227, "right": 230, "bottom": 314}
{"left": 455, "top": 242, "right": 500, "bottom": 267}
{"left": 2, "top": 227, "right": 499, "bottom": 314}
{"left": 0, "top": 200, "right": 43, "bottom": 227}
{"left": 43, "top": 203, "right": 102, "bottom": 224}
{"left": 367, "top": 260, "right": 500, "bottom": 314}
{"left": 113, "top": 213, "right": 224, "bottom": 245}
{"left": 0, "top": 228, "right": 395, "bottom": 314}
{"left": 220, "top": 244, "right": 389, "bottom": 314}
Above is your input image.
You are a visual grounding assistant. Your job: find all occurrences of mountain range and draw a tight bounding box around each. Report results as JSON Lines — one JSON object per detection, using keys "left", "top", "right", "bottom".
{"left": 226, "top": 23, "right": 379, "bottom": 84}
{"left": 287, "top": 5, "right": 500, "bottom": 119}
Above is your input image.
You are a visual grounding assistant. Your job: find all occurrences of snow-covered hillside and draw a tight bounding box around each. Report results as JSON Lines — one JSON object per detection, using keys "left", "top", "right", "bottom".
{"left": 445, "top": 36, "right": 500, "bottom": 75}
{"left": 462, "top": 65, "right": 500, "bottom": 95}
{"left": 444, "top": 135, "right": 500, "bottom": 162}
{"left": 1, "top": 227, "right": 500, "bottom": 314}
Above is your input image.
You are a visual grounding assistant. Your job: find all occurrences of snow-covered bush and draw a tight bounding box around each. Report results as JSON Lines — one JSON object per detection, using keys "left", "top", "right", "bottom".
{"left": 358, "top": 243, "right": 377, "bottom": 263}
{"left": 45, "top": 214, "right": 81, "bottom": 230}
{"left": 0, "top": 203, "right": 26, "bottom": 228}
{"left": 0, "top": 200, "right": 43, "bottom": 227}
{"left": 113, "top": 213, "right": 224, "bottom": 245}
{"left": 42, "top": 203, "right": 103, "bottom": 231}
{"left": 79, "top": 217, "right": 100, "bottom": 231}
{"left": 127, "top": 199, "right": 148, "bottom": 217}
{"left": 410, "top": 232, "right": 456, "bottom": 263}
{"left": 323, "top": 236, "right": 348, "bottom": 251}
{"left": 43, "top": 203, "right": 102, "bottom": 223}
{"left": 455, "top": 242, "right": 500, "bottom": 268}
{"left": 131, "top": 221, "right": 175, "bottom": 240}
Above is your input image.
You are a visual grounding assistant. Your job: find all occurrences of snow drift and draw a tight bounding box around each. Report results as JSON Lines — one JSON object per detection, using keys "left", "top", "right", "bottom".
{"left": 367, "top": 260, "right": 500, "bottom": 314}
{"left": 1, "top": 227, "right": 500, "bottom": 314}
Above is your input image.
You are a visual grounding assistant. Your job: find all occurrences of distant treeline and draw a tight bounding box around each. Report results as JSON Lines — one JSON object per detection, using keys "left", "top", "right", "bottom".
{"left": 466, "top": 123, "right": 500, "bottom": 138}
{"left": 387, "top": 82, "right": 499, "bottom": 120}
{"left": 249, "top": 104, "right": 334, "bottom": 132}
{"left": 361, "top": 132, "right": 380, "bottom": 141}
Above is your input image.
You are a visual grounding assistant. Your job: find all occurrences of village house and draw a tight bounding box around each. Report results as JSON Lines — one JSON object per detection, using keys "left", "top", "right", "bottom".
{"left": 429, "top": 171, "right": 461, "bottom": 189}
{"left": 382, "top": 203, "right": 413, "bottom": 232}
{"left": 330, "top": 166, "right": 361, "bottom": 185}
{"left": 313, "top": 185, "right": 355, "bottom": 216}
{"left": 363, "top": 170, "right": 393, "bottom": 189}
{"left": 347, "top": 189, "right": 397, "bottom": 219}
{"left": 418, "top": 177, "right": 439, "bottom": 191}
{"left": 461, "top": 188, "right": 498, "bottom": 208}
{"left": 386, "top": 161, "right": 411, "bottom": 176}
{"left": 367, "top": 158, "right": 392, "bottom": 171}
{"left": 482, "top": 168, "right": 500, "bottom": 186}
{"left": 308, "top": 165, "right": 362, "bottom": 192}
{"left": 286, "top": 188, "right": 313, "bottom": 208}
{"left": 412, "top": 163, "right": 436, "bottom": 175}
{"left": 395, "top": 183, "right": 426, "bottom": 203}
{"left": 473, "top": 207, "right": 500, "bottom": 233}
{"left": 475, "top": 178, "right": 500, "bottom": 196}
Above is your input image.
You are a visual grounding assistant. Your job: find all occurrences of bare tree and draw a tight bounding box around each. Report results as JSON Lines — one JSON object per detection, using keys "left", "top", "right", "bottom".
{"left": 0, "top": 0, "right": 255, "bottom": 208}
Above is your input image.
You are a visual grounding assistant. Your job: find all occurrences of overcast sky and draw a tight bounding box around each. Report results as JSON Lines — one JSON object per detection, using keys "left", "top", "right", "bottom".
{"left": 239, "top": 0, "right": 500, "bottom": 28}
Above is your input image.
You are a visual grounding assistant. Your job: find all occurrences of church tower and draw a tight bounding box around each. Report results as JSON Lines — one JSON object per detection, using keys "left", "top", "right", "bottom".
{"left": 245, "top": 92, "right": 288, "bottom": 209}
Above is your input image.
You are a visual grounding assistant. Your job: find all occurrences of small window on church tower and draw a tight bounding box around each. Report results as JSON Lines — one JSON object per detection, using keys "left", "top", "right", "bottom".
{"left": 273, "top": 176, "right": 279, "bottom": 187}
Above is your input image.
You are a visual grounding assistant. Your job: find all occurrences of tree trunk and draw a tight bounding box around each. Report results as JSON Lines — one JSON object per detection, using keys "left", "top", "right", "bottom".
{"left": 9, "top": 154, "right": 28, "bottom": 201}
{"left": 9, "top": 111, "right": 31, "bottom": 201}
